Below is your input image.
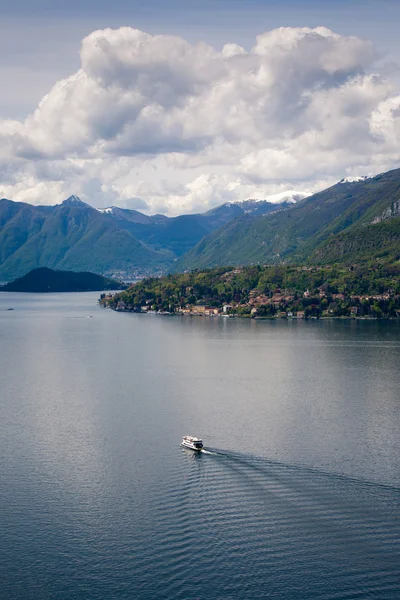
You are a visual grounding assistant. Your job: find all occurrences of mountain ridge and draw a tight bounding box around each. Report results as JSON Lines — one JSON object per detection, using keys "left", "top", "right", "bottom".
{"left": 173, "top": 168, "right": 400, "bottom": 272}
{"left": 2, "top": 169, "right": 400, "bottom": 280}
{"left": 0, "top": 199, "right": 171, "bottom": 280}
{"left": 0, "top": 195, "right": 289, "bottom": 279}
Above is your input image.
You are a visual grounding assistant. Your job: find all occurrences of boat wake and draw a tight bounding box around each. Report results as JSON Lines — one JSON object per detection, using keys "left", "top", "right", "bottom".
{"left": 173, "top": 445, "right": 400, "bottom": 598}
{"left": 175, "top": 446, "right": 400, "bottom": 599}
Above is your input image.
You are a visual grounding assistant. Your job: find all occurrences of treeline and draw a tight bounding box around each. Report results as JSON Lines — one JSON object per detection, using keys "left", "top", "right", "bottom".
{"left": 309, "top": 218, "right": 400, "bottom": 265}
{"left": 100, "top": 263, "right": 400, "bottom": 318}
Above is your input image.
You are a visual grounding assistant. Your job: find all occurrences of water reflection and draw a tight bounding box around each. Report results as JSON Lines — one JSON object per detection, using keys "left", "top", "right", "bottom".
{"left": 1, "top": 294, "right": 400, "bottom": 599}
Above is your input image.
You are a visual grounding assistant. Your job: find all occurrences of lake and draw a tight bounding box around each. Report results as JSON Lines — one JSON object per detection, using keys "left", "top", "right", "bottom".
{"left": 1, "top": 292, "right": 399, "bottom": 599}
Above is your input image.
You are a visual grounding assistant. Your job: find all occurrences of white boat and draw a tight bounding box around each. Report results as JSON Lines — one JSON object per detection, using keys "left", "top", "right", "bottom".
{"left": 181, "top": 435, "right": 204, "bottom": 451}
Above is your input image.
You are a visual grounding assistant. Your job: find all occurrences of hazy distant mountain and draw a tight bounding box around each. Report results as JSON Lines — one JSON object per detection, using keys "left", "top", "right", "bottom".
{"left": 96, "top": 199, "right": 289, "bottom": 256}
{"left": 0, "top": 195, "right": 287, "bottom": 279}
{"left": 172, "top": 168, "right": 400, "bottom": 271}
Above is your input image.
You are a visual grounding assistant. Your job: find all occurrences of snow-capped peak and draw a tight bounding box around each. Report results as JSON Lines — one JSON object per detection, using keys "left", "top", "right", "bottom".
{"left": 98, "top": 206, "right": 116, "bottom": 214}
{"left": 339, "top": 176, "right": 369, "bottom": 184}
{"left": 262, "top": 190, "right": 310, "bottom": 205}
{"left": 64, "top": 195, "right": 82, "bottom": 204}
{"left": 61, "top": 195, "right": 90, "bottom": 207}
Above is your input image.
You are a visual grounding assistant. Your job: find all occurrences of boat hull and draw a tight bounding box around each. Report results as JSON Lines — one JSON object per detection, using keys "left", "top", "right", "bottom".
{"left": 181, "top": 442, "right": 203, "bottom": 451}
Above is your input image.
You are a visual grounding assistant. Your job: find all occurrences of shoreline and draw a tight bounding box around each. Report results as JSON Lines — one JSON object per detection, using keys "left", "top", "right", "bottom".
{"left": 103, "top": 306, "right": 400, "bottom": 321}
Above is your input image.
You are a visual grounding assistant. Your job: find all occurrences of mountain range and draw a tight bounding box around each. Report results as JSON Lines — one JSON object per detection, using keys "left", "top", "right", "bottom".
{"left": 0, "top": 195, "right": 288, "bottom": 280}
{"left": 1, "top": 168, "right": 400, "bottom": 281}
{"left": 173, "top": 168, "right": 400, "bottom": 272}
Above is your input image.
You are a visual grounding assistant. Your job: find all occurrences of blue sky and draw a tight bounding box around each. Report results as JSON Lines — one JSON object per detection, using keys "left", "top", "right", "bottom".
{"left": 0, "top": 0, "right": 399, "bottom": 213}
{"left": 2, "top": 0, "right": 400, "bottom": 118}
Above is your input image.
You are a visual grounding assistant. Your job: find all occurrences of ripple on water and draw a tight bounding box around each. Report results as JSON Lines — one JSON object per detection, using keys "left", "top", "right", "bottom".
{"left": 139, "top": 449, "right": 400, "bottom": 600}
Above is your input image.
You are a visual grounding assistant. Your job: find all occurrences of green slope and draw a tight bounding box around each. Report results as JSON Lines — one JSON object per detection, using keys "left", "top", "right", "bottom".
{"left": 171, "top": 216, "right": 263, "bottom": 271}
{"left": 0, "top": 197, "right": 286, "bottom": 279}
{"left": 0, "top": 200, "right": 51, "bottom": 264}
{"left": 103, "top": 263, "right": 400, "bottom": 319}
{"left": 173, "top": 169, "right": 400, "bottom": 271}
{"left": 308, "top": 217, "right": 400, "bottom": 265}
{"left": 0, "top": 201, "right": 172, "bottom": 279}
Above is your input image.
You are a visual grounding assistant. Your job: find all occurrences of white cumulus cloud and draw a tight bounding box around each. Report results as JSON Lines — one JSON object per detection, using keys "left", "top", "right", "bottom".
{"left": 0, "top": 25, "right": 399, "bottom": 214}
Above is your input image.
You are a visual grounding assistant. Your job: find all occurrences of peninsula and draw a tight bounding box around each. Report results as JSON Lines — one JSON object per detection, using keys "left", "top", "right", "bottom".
{"left": 1, "top": 267, "right": 125, "bottom": 293}
{"left": 100, "top": 264, "right": 400, "bottom": 319}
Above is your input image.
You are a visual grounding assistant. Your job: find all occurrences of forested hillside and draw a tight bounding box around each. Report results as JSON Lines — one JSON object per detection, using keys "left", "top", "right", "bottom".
{"left": 0, "top": 198, "right": 170, "bottom": 280}
{"left": 101, "top": 264, "right": 400, "bottom": 319}
{"left": 173, "top": 169, "right": 400, "bottom": 271}
{"left": 2, "top": 168, "right": 400, "bottom": 281}
{"left": 0, "top": 196, "right": 287, "bottom": 280}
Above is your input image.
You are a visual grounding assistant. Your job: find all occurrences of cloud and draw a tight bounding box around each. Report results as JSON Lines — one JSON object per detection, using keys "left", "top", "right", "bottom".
{"left": 0, "top": 25, "right": 399, "bottom": 214}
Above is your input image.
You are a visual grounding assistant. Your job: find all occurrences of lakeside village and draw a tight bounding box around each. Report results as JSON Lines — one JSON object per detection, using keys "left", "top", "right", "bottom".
{"left": 100, "top": 265, "right": 400, "bottom": 319}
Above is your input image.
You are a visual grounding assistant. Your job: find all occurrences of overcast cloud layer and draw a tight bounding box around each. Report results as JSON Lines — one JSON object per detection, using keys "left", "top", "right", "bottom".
{"left": 1, "top": 25, "right": 400, "bottom": 215}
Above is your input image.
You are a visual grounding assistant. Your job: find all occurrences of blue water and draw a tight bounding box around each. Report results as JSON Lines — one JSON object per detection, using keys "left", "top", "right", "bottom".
{"left": 0, "top": 293, "right": 399, "bottom": 599}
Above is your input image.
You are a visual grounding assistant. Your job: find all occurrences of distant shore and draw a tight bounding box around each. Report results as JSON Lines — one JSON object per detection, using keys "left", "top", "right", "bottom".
{"left": 102, "top": 304, "right": 399, "bottom": 321}
{"left": 99, "top": 264, "right": 400, "bottom": 320}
